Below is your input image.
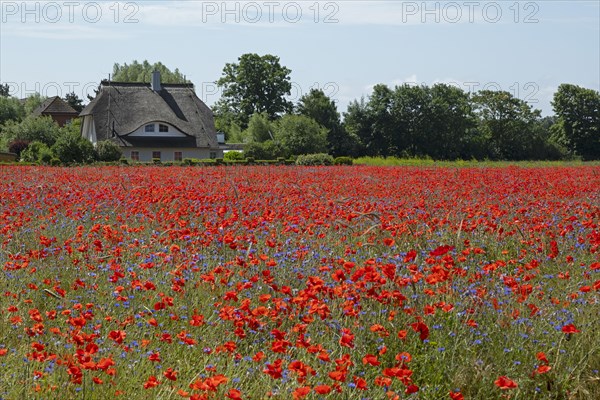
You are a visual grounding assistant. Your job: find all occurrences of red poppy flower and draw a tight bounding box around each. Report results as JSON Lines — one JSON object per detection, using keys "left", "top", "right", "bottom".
{"left": 143, "top": 375, "right": 160, "bottom": 389}
{"left": 225, "top": 388, "right": 242, "bottom": 400}
{"left": 449, "top": 391, "right": 464, "bottom": 400}
{"left": 163, "top": 368, "right": 177, "bottom": 381}
{"left": 494, "top": 376, "right": 518, "bottom": 389}
{"left": 562, "top": 324, "right": 580, "bottom": 334}
{"left": 314, "top": 385, "right": 331, "bottom": 394}
{"left": 293, "top": 386, "right": 311, "bottom": 399}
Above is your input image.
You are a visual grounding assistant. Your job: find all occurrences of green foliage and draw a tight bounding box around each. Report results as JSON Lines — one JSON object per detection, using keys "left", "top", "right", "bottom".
{"left": 274, "top": 114, "right": 328, "bottom": 157}
{"left": 215, "top": 53, "right": 293, "bottom": 129}
{"left": 245, "top": 112, "right": 274, "bottom": 142}
{"left": 0, "top": 96, "right": 25, "bottom": 127}
{"left": 345, "top": 84, "right": 479, "bottom": 159}
{"left": 334, "top": 156, "right": 353, "bottom": 165}
{"left": 0, "top": 116, "right": 61, "bottom": 148}
{"left": 243, "top": 140, "right": 286, "bottom": 160}
{"left": 297, "top": 89, "right": 356, "bottom": 156}
{"left": 0, "top": 83, "right": 10, "bottom": 97}
{"left": 20, "top": 141, "right": 52, "bottom": 163}
{"left": 552, "top": 84, "right": 600, "bottom": 160}
{"left": 223, "top": 151, "right": 245, "bottom": 161}
{"left": 364, "top": 84, "right": 396, "bottom": 157}
{"left": 224, "top": 159, "right": 249, "bottom": 165}
{"left": 352, "top": 156, "right": 597, "bottom": 167}
{"left": 23, "top": 93, "right": 46, "bottom": 115}
{"left": 64, "top": 92, "right": 84, "bottom": 113}
{"left": 112, "top": 60, "right": 189, "bottom": 83}
{"left": 295, "top": 153, "right": 334, "bottom": 165}
{"left": 344, "top": 82, "right": 581, "bottom": 161}
{"left": 471, "top": 90, "right": 544, "bottom": 160}
{"left": 51, "top": 130, "right": 96, "bottom": 164}
{"left": 214, "top": 110, "right": 243, "bottom": 142}
{"left": 344, "top": 97, "right": 373, "bottom": 155}
{"left": 427, "top": 84, "right": 477, "bottom": 159}
{"left": 96, "top": 140, "right": 123, "bottom": 162}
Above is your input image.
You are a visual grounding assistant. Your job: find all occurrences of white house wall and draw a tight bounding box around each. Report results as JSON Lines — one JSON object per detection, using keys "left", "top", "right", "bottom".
{"left": 125, "top": 148, "right": 222, "bottom": 162}
{"left": 81, "top": 115, "right": 97, "bottom": 144}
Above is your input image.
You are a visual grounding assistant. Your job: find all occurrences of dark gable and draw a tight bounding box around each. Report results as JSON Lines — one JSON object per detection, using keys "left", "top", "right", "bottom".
{"left": 32, "top": 96, "right": 78, "bottom": 117}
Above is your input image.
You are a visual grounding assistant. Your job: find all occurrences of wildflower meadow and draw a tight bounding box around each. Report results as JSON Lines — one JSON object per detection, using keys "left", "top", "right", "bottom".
{"left": 0, "top": 165, "right": 598, "bottom": 399}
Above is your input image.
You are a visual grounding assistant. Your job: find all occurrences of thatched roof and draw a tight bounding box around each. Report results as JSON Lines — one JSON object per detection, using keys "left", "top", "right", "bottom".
{"left": 80, "top": 81, "right": 218, "bottom": 148}
{"left": 32, "top": 96, "right": 78, "bottom": 116}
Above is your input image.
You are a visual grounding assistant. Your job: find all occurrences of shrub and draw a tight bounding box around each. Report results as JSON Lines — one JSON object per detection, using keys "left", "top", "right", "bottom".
{"left": 96, "top": 140, "right": 123, "bottom": 162}
{"left": 225, "top": 159, "right": 248, "bottom": 166}
{"left": 224, "top": 151, "right": 245, "bottom": 161}
{"left": 8, "top": 140, "right": 30, "bottom": 159}
{"left": 334, "top": 156, "right": 353, "bottom": 165}
{"left": 20, "top": 141, "right": 53, "bottom": 164}
{"left": 0, "top": 116, "right": 61, "bottom": 147}
{"left": 274, "top": 115, "right": 328, "bottom": 156}
{"left": 243, "top": 141, "right": 285, "bottom": 160}
{"left": 295, "top": 153, "right": 334, "bottom": 166}
{"left": 51, "top": 131, "right": 96, "bottom": 164}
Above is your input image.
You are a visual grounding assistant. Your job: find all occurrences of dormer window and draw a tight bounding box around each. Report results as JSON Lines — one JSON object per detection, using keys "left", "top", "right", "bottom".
{"left": 145, "top": 124, "right": 155, "bottom": 132}
{"left": 159, "top": 124, "right": 169, "bottom": 132}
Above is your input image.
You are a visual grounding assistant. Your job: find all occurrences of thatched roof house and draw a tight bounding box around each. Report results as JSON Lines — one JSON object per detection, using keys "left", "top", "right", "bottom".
{"left": 80, "top": 71, "right": 222, "bottom": 161}
{"left": 32, "top": 96, "right": 79, "bottom": 127}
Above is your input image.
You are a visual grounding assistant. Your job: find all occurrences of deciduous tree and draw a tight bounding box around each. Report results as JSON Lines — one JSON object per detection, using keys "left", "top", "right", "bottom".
{"left": 215, "top": 53, "right": 293, "bottom": 129}
{"left": 551, "top": 84, "right": 600, "bottom": 160}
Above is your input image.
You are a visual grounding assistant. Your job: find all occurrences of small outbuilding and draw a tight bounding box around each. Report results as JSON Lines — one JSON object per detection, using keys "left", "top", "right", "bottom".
{"left": 31, "top": 96, "right": 79, "bottom": 127}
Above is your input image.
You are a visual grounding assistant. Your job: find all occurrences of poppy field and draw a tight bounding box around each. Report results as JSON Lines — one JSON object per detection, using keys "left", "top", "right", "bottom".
{"left": 1, "top": 165, "right": 599, "bottom": 399}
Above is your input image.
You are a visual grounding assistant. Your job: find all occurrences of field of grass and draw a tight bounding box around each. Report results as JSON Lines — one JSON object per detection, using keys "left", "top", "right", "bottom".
{"left": 0, "top": 165, "right": 599, "bottom": 399}
{"left": 353, "top": 156, "right": 600, "bottom": 168}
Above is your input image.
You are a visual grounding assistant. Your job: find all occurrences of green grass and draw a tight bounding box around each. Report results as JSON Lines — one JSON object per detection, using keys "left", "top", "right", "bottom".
{"left": 353, "top": 156, "right": 600, "bottom": 168}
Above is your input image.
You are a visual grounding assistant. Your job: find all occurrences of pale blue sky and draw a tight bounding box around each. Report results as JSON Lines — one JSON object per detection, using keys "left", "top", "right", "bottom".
{"left": 1, "top": 1, "right": 598, "bottom": 116}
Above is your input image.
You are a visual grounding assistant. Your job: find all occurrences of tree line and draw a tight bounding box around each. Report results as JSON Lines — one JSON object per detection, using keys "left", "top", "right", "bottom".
{"left": 214, "top": 54, "right": 599, "bottom": 161}
{"left": 1, "top": 56, "right": 598, "bottom": 162}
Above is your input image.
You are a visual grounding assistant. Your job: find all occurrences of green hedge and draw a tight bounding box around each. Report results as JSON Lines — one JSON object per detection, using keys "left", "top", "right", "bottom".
{"left": 296, "top": 153, "right": 334, "bottom": 166}
{"left": 1, "top": 157, "right": 342, "bottom": 167}
{"left": 334, "top": 156, "right": 353, "bottom": 165}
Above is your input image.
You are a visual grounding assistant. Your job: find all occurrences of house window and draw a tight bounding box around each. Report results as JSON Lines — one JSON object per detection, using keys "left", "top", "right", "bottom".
{"left": 145, "top": 124, "right": 155, "bottom": 132}
{"left": 152, "top": 151, "right": 161, "bottom": 160}
{"left": 210, "top": 152, "right": 217, "bottom": 159}
{"left": 131, "top": 151, "right": 139, "bottom": 161}
{"left": 159, "top": 124, "right": 169, "bottom": 132}
{"left": 174, "top": 151, "right": 182, "bottom": 162}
